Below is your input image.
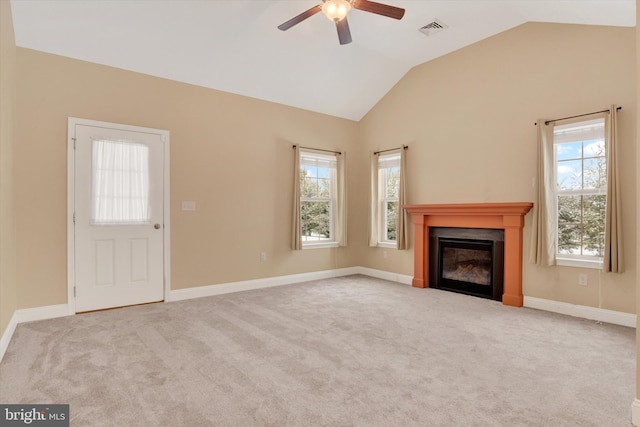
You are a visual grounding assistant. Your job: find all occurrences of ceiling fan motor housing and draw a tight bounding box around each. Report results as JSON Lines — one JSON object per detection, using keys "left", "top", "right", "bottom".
{"left": 322, "top": 0, "right": 352, "bottom": 22}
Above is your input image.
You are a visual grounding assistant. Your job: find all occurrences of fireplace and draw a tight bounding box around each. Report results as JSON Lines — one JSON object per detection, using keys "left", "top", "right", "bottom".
{"left": 404, "top": 203, "right": 533, "bottom": 307}
{"left": 429, "top": 228, "right": 504, "bottom": 301}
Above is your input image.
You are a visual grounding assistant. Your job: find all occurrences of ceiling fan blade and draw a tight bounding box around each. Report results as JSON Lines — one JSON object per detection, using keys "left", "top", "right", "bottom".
{"left": 278, "top": 4, "right": 323, "bottom": 31}
{"left": 352, "top": 0, "right": 405, "bottom": 20}
{"left": 336, "top": 17, "right": 352, "bottom": 45}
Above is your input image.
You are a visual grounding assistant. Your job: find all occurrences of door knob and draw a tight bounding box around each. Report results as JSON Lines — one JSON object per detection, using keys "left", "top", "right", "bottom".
{"left": 154, "top": 223, "right": 161, "bottom": 229}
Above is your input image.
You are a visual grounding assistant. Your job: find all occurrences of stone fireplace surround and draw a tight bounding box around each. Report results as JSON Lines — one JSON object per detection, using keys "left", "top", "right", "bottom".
{"left": 404, "top": 202, "right": 533, "bottom": 307}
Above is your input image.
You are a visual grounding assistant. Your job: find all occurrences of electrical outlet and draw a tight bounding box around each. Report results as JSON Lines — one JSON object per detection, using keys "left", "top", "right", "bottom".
{"left": 260, "top": 252, "right": 267, "bottom": 262}
{"left": 578, "top": 273, "right": 588, "bottom": 286}
{"left": 383, "top": 251, "right": 388, "bottom": 259}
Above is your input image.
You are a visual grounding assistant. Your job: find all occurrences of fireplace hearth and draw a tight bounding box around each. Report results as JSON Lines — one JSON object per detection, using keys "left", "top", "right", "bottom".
{"left": 429, "top": 228, "right": 504, "bottom": 301}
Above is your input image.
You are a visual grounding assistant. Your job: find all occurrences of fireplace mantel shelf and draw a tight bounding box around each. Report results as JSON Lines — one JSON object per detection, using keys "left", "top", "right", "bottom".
{"left": 404, "top": 202, "right": 533, "bottom": 307}
{"left": 405, "top": 202, "right": 534, "bottom": 217}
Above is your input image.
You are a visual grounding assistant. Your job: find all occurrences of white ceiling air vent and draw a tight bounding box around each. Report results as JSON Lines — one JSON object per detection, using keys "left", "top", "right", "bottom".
{"left": 419, "top": 19, "right": 448, "bottom": 36}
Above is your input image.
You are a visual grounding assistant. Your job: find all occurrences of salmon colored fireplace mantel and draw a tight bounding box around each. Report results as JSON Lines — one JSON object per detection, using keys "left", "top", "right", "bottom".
{"left": 404, "top": 202, "right": 533, "bottom": 307}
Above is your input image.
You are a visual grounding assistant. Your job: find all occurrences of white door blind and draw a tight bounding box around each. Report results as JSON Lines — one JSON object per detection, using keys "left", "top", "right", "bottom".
{"left": 91, "top": 138, "right": 150, "bottom": 225}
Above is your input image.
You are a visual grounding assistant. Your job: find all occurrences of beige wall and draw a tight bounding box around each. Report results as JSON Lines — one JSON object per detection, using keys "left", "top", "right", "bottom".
{"left": 15, "top": 48, "right": 362, "bottom": 308}
{"left": 359, "top": 22, "right": 636, "bottom": 313}
{"left": 0, "top": 1, "right": 17, "bottom": 336}
{"left": 635, "top": 0, "right": 640, "bottom": 417}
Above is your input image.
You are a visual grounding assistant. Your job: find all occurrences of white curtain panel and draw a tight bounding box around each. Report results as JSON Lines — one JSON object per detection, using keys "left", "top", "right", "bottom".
{"left": 291, "top": 146, "right": 302, "bottom": 250}
{"left": 368, "top": 153, "right": 379, "bottom": 247}
{"left": 397, "top": 147, "right": 408, "bottom": 250}
{"left": 91, "top": 138, "right": 150, "bottom": 225}
{"left": 529, "top": 121, "right": 556, "bottom": 266}
{"left": 604, "top": 105, "right": 624, "bottom": 273}
{"left": 336, "top": 152, "right": 347, "bottom": 247}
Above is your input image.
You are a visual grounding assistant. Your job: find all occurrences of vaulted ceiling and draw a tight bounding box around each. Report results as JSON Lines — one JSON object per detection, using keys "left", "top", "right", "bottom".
{"left": 10, "top": 0, "right": 635, "bottom": 120}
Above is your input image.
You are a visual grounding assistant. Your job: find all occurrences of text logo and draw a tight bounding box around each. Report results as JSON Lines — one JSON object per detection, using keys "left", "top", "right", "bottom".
{"left": 0, "top": 405, "right": 69, "bottom": 426}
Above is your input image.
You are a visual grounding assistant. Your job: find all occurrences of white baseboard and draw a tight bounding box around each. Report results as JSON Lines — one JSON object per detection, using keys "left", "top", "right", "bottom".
{"left": 0, "top": 303, "right": 70, "bottom": 364}
{"left": 15, "top": 304, "right": 70, "bottom": 323}
{"left": 168, "top": 267, "right": 414, "bottom": 303}
{"left": 356, "top": 267, "right": 413, "bottom": 285}
{"left": 0, "top": 311, "right": 19, "bottom": 363}
{"left": 168, "top": 267, "right": 362, "bottom": 302}
{"left": 632, "top": 399, "right": 640, "bottom": 426}
{"left": 523, "top": 296, "right": 636, "bottom": 328}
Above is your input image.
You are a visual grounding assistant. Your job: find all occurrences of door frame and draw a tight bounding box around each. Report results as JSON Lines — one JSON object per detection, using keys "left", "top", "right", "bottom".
{"left": 67, "top": 117, "right": 171, "bottom": 315}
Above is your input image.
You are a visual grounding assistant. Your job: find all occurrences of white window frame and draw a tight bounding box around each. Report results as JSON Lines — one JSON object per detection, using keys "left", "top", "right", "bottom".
{"left": 378, "top": 152, "right": 401, "bottom": 248}
{"left": 553, "top": 118, "right": 606, "bottom": 269}
{"left": 299, "top": 151, "right": 338, "bottom": 249}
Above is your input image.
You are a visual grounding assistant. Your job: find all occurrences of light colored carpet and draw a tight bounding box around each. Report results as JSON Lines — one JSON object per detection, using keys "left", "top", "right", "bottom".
{"left": 0, "top": 275, "right": 635, "bottom": 426}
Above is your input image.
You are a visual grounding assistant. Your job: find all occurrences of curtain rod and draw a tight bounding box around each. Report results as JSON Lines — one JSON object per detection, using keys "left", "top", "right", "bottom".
{"left": 293, "top": 145, "right": 341, "bottom": 155}
{"left": 535, "top": 106, "right": 621, "bottom": 126}
{"left": 374, "top": 145, "right": 408, "bottom": 155}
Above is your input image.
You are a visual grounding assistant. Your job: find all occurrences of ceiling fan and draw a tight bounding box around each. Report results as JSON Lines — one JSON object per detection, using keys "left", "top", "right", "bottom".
{"left": 278, "top": 0, "right": 405, "bottom": 45}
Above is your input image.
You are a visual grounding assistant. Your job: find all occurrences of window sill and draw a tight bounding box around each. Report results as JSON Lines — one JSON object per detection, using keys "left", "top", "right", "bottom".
{"left": 556, "top": 257, "right": 603, "bottom": 270}
{"left": 377, "top": 241, "right": 397, "bottom": 249}
{"left": 302, "top": 242, "right": 339, "bottom": 250}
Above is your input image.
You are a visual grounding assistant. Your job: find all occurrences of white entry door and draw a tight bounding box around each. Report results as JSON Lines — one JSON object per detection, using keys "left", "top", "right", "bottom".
{"left": 71, "top": 119, "right": 167, "bottom": 312}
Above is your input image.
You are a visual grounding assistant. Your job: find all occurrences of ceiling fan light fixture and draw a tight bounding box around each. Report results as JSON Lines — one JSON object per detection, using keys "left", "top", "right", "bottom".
{"left": 322, "top": 0, "right": 352, "bottom": 23}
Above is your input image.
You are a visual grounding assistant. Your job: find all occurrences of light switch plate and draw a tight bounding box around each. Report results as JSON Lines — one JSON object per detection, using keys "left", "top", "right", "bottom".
{"left": 181, "top": 201, "right": 196, "bottom": 211}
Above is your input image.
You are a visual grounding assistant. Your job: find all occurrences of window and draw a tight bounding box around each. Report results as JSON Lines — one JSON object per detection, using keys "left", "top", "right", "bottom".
{"left": 369, "top": 148, "right": 407, "bottom": 250}
{"left": 531, "top": 106, "right": 621, "bottom": 272}
{"left": 299, "top": 151, "right": 337, "bottom": 247}
{"left": 378, "top": 152, "right": 400, "bottom": 245}
{"left": 554, "top": 118, "right": 606, "bottom": 264}
{"left": 92, "top": 139, "right": 150, "bottom": 225}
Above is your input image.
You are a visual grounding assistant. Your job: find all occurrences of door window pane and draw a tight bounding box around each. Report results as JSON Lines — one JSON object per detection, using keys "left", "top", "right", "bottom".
{"left": 92, "top": 139, "right": 150, "bottom": 225}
